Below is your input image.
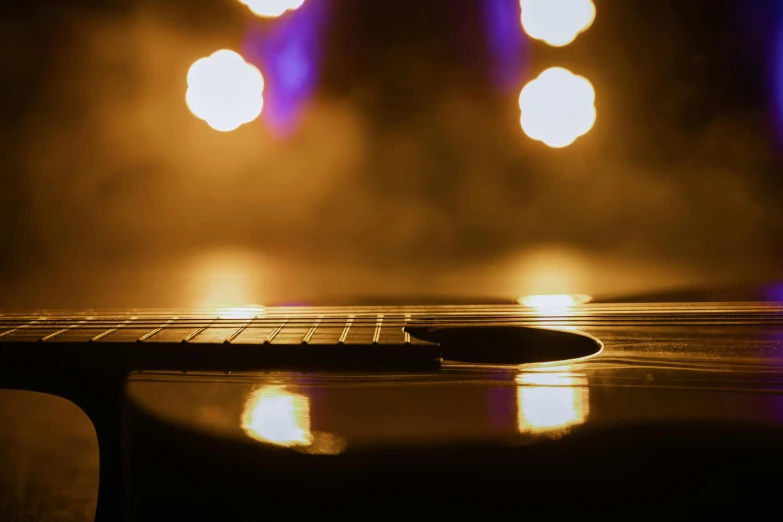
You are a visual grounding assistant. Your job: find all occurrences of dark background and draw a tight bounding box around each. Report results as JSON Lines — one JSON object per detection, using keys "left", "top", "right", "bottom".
{"left": 2, "top": 0, "right": 783, "bottom": 307}
{"left": 2, "top": 1, "right": 783, "bottom": 519}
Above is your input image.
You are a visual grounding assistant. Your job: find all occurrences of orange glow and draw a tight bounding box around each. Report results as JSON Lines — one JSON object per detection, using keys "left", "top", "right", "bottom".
{"left": 518, "top": 293, "right": 592, "bottom": 312}
{"left": 517, "top": 372, "right": 589, "bottom": 434}
{"left": 187, "top": 249, "right": 268, "bottom": 310}
{"left": 520, "top": 0, "right": 596, "bottom": 47}
{"left": 519, "top": 67, "right": 596, "bottom": 148}
{"left": 217, "top": 305, "right": 266, "bottom": 320}
{"left": 238, "top": 0, "right": 305, "bottom": 18}
{"left": 241, "top": 386, "right": 313, "bottom": 447}
{"left": 505, "top": 245, "right": 590, "bottom": 296}
{"left": 186, "top": 50, "right": 264, "bottom": 132}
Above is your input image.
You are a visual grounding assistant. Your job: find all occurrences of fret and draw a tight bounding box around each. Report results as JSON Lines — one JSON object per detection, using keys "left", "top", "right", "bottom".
{"left": 227, "top": 319, "right": 278, "bottom": 344}
{"left": 343, "top": 315, "right": 375, "bottom": 344}
{"left": 404, "top": 314, "right": 412, "bottom": 344}
{"left": 148, "top": 318, "right": 210, "bottom": 343}
{"left": 270, "top": 318, "right": 313, "bottom": 344}
{"left": 138, "top": 318, "right": 177, "bottom": 343}
{"left": 372, "top": 314, "right": 384, "bottom": 344}
{"left": 91, "top": 318, "right": 136, "bottom": 342}
{"left": 40, "top": 319, "right": 91, "bottom": 342}
{"left": 0, "top": 319, "right": 40, "bottom": 339}
{"left": 225, "top": 317, "right": 257, "bottom": 344}
{"left": 265, "top": 317, "right": 289, "bottom": 344}
{"left": 182, "top": 318, "right": 218, "bottom": 343}
{"left": 375, "top": 314, "right": 407, "bottom": 345}
{"left": 0, "top": 322, "right": 59, "bottom": 342}
{"left": 338, "top": 315, "right": 354, "bottom": 344}
{"left": 302, "top": 316, "right": 323, "bottom": 344}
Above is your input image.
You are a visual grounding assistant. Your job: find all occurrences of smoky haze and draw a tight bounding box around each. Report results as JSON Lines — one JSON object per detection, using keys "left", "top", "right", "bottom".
{"left": 0, "top": 0, "right": 781, "bottom": 307}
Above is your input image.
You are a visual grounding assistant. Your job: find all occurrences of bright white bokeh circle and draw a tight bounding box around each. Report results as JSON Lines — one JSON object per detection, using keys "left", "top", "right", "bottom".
{"left": 186, "top": 50, "right": 265, "bottom": 132}
{"left": 238, "top": 0, "right": 305, "bottom": 18}
{"left": 520, "top": 0, "right": 596, "bottom": 47}
{"left": 519, "top": 67, "right": 596, "bottom": 148}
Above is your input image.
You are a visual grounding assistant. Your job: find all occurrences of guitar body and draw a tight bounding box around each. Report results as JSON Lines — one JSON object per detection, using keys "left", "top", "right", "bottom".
{"left": 3, "top": 302, "right": 783, "bottom": 518}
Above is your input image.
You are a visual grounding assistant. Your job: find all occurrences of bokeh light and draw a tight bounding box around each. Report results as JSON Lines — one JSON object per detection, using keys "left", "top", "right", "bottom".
{"left": 519, "top": 67, "right": 596, "bottom": 148}
{"left": 186, "top": 249, "right": 269, "bottom": 308}
{"left": 520, "top": 0, "right": 596, "bottom": 47}
{"left": 186, "top": 50, "right": 265, "bottom": 132}
{"left": 239, "top": 0, "right": 305, "bottom": 18}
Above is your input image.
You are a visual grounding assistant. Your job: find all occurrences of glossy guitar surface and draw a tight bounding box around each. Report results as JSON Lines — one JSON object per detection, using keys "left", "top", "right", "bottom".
{"left": 3, "top": 302, "right": 783, "bottom": 518}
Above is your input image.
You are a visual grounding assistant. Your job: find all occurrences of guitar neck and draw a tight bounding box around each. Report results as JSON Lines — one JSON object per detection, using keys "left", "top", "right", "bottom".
{"left": 0, "top": 309, "right": 453, "bottom": 377}
{"left": 2, "top": 301, "right": 783, "bottom": 343}
{"left": 2, "top": 302, "right": 783, "bottom": 392}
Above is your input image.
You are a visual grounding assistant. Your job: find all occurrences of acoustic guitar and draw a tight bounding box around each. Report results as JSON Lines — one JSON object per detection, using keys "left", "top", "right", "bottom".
{"left": 2, "top": 297, "right": 783, "bottom": 519}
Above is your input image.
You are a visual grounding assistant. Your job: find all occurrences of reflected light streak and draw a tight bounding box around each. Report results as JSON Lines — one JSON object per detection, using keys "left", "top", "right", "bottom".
{"left": 242, "top": 386, "right": 313, "bottom": 447}
{"left": 518, "top": 293, "right": 592, "bottom": 313}
{"left": 239, "top": 0, "right": 305, "bottom": 18}
{"left": 519, "top": 67, "right": 596, "bottom": 148}
{"left": 186, "top": 50, "right": 264, "bottom": 132}
{"left": 520, "top": 0, "right": 596, "bottom": 47}
{"left": 517, "top": 372, "right": 589, "bottom": 434}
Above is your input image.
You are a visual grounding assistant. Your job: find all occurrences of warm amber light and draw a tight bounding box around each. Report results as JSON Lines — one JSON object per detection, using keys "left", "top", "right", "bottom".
{"left": 518, "top": 293, "right": 592, "bottom": 312}
{"left": 517, "top": 372, "right": 589, "bottom": 434}
{"left": 519, "top": 67, "right": 596, "bottom": 148}
{"left": 238, "top": 0, "right": 305, "bottom": 18}
{"left": 187, "top": 249, "right": 269, "bottom": 310}
{"left": 242, "top": 386, "right": 313, "bottom": 447}
{"left": 186, "top": 50, "right": 264, "bottom": 132}
{"left": 520, "top": 0, "right": 596, "bottom": 47}
{"left": 217, "top": 305, "right": 266, "bottom": 320}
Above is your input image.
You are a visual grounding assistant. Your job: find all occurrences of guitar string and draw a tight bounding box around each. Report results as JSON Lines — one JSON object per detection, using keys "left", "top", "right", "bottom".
{"left": 4, "top": 304, "right": 783, "bottom": 344}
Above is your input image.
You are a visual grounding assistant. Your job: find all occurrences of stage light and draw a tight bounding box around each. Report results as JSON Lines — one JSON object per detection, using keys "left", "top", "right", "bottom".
{"left": 186, "top": 50, "right": 265, "bottom": 132}
{"left": 239, "top": 0, "right": 305, "bottom": 19}
{"left": 519, "top": 67, "right": 596, "bottom": 148}
{"left": 520, "top": 0, "right": 596, "bottom": 47}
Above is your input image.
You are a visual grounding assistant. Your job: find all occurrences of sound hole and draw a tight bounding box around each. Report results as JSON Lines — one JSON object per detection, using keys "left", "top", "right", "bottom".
{"left": 404, "top": 326, "right": 602, "bottom": 364}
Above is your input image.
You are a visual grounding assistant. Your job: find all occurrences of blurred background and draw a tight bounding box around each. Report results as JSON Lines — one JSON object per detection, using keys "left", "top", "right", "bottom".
{"left": 3, "top": 2, "right": 783, "bottom": 519}
{"left": 1, "top": 0, "right": 783, "bottom": 308}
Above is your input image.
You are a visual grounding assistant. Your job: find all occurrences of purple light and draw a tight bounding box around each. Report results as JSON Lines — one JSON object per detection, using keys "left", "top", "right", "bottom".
{"left": 242, "top": 0, "right": 330, "bottom": 136}
{"left": 763, "top": 281, "right": 783, "bottom": 302}
{"left": 482, "top": 0, "right": 527, "bottom": 93}
{"left": 487, "top": 386, "right": 517, "bottom": 430}
{"left": 769, "top": 3, "right": 783, "bottom": 141}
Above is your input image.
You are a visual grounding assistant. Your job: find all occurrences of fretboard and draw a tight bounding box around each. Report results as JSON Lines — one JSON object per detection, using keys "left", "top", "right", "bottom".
{"left": 0, "top": 312, "right": 434, "bottom": 346}
{"left": 3, "top": 302, "right": 783, "bottom": 345}
{"left": 2, "top": 303, "right": 783, "bottom": 374}
{"left": 0, "top": 309, "right": 448, "bottom": 374}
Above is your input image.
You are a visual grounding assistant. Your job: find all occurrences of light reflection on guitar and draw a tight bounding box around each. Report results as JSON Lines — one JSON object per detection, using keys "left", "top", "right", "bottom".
{"left": 516, "top": 371, "right": 589, "bottom": 435}
{"left": 242, "top": 386, "right": 313, "bottom": 447}
{"left": 4, "top": 298, "right": 783, "bottom": 520}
